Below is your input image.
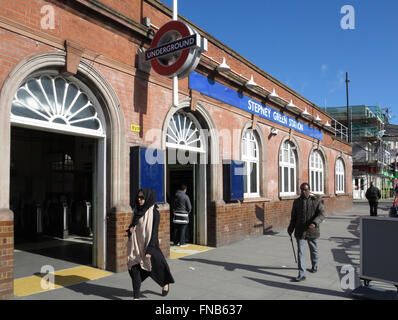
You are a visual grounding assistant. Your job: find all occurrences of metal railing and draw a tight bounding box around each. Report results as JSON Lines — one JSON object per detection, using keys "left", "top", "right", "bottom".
{"left": 331, "top": 119, "right": 348, "bottom": 142}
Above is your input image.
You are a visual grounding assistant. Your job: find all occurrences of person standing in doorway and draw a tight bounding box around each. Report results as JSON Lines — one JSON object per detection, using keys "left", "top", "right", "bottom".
{"left": 365, "top": 181, "right": 381, "bottom": 216}
{"left": 288, "top": 183, "right": 325, "bottom": 282}
{"left": 172, "top": 184, "right": 192, "bottom": 247}
{"left": 126, "top": 188, "right": 175, "bottom": 300}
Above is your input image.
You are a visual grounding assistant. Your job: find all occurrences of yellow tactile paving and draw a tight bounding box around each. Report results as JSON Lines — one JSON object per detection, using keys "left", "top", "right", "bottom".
{"left": 14, "top": 266, "right": 113, "bottom": 297}
{"left": 170, "top": 244, "right": 214, "bottom": 260}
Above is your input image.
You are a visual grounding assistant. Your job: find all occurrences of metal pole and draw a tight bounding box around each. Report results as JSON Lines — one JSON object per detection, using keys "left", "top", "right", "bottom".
{"left": 290, "top": 235, "right": 297, "bottom": 264}
{"left": 346, "top": 72, "right": 351, "bottom": 143}
{"left": 173, "top": 0, "right": 178, "bottom": 20}
{"left": 172, "top": 0, "right": 178, "bottom": 107}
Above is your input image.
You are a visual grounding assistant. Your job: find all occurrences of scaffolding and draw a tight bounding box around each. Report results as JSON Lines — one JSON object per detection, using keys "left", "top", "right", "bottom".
{"left": 326, "top": 105, "right": 386, "bottom": 140}
{"left": 327, "top": 105, "right": 393, "bottom": 199}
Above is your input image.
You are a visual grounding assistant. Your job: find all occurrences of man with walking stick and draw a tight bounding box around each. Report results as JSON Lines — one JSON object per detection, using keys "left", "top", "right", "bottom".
{"left": 288, "top": 183, "right": 325, "bottom": 282}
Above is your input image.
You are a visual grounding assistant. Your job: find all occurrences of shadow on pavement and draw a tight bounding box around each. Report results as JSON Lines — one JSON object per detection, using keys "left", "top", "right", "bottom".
{"left": 329, "top": 216, "right": 362, "bottom": 289}
{"left": 31, "top": 273, "right": 132, "bottom": 300}
{"left": 244, "top": 276, "right": 350, "bottom": 299}
{"left": 179, "top": 257, "right": 296, "bottom": 280}
{"left": 67, "top": 282, "right": 133, "bottom": 300}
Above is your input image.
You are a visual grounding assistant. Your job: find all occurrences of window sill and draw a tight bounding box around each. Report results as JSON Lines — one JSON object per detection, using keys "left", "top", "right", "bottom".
{"left": 279, "top": 195, "right": 299, "bottom": 201}
{"left": 335, "top": 193, "right": 350, "bottom": 197}
{"left": 242, "top": 197, "right": 271, "bottom": 203}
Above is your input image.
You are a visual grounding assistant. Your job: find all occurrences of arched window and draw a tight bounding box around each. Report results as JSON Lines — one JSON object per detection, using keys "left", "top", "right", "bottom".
{"left": 166, "top": 112, "right": 205, "bottom": 153}
{"left": 279, "top": 140, "right": 297, "bottom": 196}
{"left": 242, "top": 130, "right": 260, "bottom": 197}
{"left": 11, "top": 75, "right": 105, "bottom": 137}
{"left": 335, "top": 158, "right": 345, "bottom": 194}
{"left": 310, "top": 150, "right": 324, "bottom": 194}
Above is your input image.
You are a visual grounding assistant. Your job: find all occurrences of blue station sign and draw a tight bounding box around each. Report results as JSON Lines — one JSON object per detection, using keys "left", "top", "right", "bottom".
{"left": 189, "top": 72, "right": 323, "bottom": 141}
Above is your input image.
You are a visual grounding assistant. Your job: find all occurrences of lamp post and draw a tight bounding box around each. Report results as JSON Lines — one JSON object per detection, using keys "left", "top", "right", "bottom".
{"left": 346, "top": 72, "right": 351, "bottom": 143}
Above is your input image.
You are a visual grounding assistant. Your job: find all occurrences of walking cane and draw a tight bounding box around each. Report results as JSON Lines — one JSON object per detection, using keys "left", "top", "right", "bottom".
{"left": 290, "top": 235, "right": 297, "bottom": 264}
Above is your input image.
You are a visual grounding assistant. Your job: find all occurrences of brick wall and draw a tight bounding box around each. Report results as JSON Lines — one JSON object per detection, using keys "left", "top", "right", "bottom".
{"left": 208, "top": 201, "right": 265, "bottom": 247}
{"left": 323, "top": 195, "right": 353, "bottom": 215}
{"left": 264, "top": 200, "right": 294, "bottom": 231}
{"left": 206, "top": 195, "right": 352, "bottom": 248}
{"left": 0, "top": 210, "right": 13, "bottom": 300}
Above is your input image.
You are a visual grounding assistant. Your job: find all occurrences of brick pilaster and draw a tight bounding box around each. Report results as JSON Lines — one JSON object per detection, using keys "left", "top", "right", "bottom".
{"left": 158, "top": 204, "right": 170, "bottom": 259}
{"left": 0, "top": 209, "right": 13, "bottom": 300}
{"left": 106, "top": 205, "right": 132, "bottom": 273}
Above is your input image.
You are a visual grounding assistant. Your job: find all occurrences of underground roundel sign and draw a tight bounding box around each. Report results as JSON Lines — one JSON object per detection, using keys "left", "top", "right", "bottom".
{"left": 145, "top": 20, "right": 205, "bottom": 79}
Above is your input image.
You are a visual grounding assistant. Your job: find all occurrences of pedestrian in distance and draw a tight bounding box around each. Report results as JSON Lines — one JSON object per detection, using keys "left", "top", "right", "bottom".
{"left": 172, "top": 184, "right": 192, "bottom": 247}
{"left": 287, "top": 182, "right": 326, "bottom": 282}
{"left": 126, "top": 188, "right": 175, "bottom": 300}
{"left": 365, "top": 181, "right": 381, "bottom": 216}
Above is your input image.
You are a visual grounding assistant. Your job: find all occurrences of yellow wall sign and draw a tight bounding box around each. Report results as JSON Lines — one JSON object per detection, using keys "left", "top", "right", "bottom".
{"left": 131, "top": 125, "right": 140, "bottom": 133}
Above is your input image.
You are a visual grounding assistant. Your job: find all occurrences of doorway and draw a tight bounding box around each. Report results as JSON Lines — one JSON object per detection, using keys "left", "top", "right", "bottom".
{"left": 10, "top": 126, "right": 98, "bottom": 276}
{"left": 167, "top": 163, "right": 197, "bottom": 245}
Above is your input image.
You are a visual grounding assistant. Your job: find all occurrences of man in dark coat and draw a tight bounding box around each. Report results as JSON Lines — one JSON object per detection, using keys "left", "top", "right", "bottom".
{"left": 365, "top": 182, "right": 381, "bottom": 216}
{"left": 288, "top": 182, "right": 326, "bottom": 282}
{"left": 172, "top": 184, "right": 192, "bottom": 247}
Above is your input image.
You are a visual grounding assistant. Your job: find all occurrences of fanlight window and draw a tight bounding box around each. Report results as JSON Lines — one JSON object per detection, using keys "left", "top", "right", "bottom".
{"left": 166, "top": 113, "right": 205, "bottom": 153}
{"left": 11, "top": 75, "right": 105, "bottom": 137}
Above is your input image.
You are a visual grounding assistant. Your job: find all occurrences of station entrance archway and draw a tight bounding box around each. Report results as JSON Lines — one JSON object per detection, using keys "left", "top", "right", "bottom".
{"left": 165, "top": 110, "right": 208, "bottom": 246}
{"left": 9, "top": 72, "right": 107, "bottom": 275}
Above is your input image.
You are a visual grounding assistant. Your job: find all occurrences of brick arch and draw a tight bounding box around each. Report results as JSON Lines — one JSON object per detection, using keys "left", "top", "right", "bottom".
{"left": 0, "top": 51, "right": 128, "bottom": 210}
{"left": 0, "top": 52, "right": 129, "bottom": 273}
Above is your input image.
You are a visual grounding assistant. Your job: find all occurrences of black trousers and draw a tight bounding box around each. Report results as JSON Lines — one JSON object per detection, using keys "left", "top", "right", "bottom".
{"left": 368, "top": 200, "right": 378, "bottom": 216}
{"left": 173, "top": 224, "right": 187, "bottom": 245}
{"left": 128, "top": 264, "right": 150, "bottom": 299}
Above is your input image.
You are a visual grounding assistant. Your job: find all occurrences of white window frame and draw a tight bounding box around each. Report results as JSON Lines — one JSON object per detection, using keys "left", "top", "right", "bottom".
{"left": 335, "top": 158, "right": 345, "bottom": 194}
{"left": 279, "top": 140, "right": 297, "bottom": 196}
{"left": 242, "top": 130, "right": 260, "bottom": 198}
{"left": 309, "top": 150, "right": 324, "bottom": 194}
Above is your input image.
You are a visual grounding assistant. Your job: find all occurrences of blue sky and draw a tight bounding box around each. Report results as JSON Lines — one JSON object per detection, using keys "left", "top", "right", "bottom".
{"left": 160, "top": 0, "right": 398, "bottom": 124}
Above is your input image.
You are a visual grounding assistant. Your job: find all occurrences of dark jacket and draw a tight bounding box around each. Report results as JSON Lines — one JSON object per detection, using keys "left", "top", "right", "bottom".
{"left": 173, "top": 190, "right": 192, "bottom": 225}
{"left": 365, "top": 186, "right": 381, "bottom": 202}
{"left": 288, "top": 195, "right": 326, "bottom": 240}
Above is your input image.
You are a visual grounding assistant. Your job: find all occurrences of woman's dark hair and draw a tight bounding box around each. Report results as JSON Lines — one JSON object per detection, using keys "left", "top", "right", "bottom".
{"left": 180, "top": 184, "right": 187, "bottom": 191}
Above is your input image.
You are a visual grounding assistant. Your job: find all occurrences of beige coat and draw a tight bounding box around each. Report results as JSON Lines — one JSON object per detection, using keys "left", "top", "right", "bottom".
{"left": 126, "top": 206, "right": 154, "bottom": 271}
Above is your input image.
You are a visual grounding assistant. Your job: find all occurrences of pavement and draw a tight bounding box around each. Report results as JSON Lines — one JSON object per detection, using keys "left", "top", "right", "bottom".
{"left": 12, "top": 200, "right": 398, "bottom": 300}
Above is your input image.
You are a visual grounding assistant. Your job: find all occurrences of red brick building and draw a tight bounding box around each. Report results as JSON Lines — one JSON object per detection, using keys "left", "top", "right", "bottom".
{"left": 0, "top": 0, "right": 352, "bottom": 299}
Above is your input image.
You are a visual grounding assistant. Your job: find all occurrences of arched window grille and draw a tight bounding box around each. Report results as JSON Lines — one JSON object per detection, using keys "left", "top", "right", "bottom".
{"left": 11, "top": 75, "right": 105, "bottom": 137}
{"left": 166, "top": 112, "right": 205, "bottom": 153}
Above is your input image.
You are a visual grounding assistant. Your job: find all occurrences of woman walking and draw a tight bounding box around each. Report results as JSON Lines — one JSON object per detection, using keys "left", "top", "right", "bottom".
{"left": 127, "top": 188, "right": 175, "bottom": 300}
